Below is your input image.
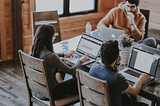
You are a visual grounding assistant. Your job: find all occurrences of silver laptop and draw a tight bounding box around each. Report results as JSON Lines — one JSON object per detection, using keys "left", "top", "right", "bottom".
{"left": 140, "top": 44, "right": 160, "bottom": 55}
{"left": 120, "top": 47, "right": 160, "bottom": 84}
{"left": 63, "top": 33, "right": 103, "bottom": 66}
{"left": 140, "top": 44, "right": 160, "bottom": 65}
{"left": 102, "top": 27, "right": 125, "bottom": 41}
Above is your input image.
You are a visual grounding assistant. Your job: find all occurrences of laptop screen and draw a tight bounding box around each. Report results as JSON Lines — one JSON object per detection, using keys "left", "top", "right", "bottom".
{"left": 128, "top": 47, "right": 160, "bottom": 76}
{"left": 102, "top": 28, "right": 125, "bottom": 41}
{"left": 76, "top": 33, "right": 103, "bottom": 59}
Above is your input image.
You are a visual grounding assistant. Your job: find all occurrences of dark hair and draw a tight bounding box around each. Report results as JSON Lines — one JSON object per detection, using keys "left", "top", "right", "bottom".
{"left": 100, "top": 40, "right": 119, "bottom": 65}
{"left": 30, "top": 24, "right": 55, "bottom": 57}
{"left": 125, "top": 0, "right": 140, "bottom": 6}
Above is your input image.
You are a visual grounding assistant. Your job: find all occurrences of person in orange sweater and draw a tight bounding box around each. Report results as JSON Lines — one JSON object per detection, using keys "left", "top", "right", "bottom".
{"left": 97, "top": 0, "right": 157, "bottom": 48}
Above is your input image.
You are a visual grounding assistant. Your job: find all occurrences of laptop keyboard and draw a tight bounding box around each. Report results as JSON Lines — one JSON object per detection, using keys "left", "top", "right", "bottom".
{"left": 124, "top": 69, "right": 141, "bottom": 78}
{"left": 74, "top": 54, "right": 82, "bottom": 59}
{"left": 73, "top": 54, "right": 91, "bottom": 62}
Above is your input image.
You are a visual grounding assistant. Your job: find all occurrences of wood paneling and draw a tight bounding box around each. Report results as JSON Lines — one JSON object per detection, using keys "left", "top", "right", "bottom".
{"left": 12, "top": 0, "right": 23, "bottom": 61}
{"left": 0, "top": 0, "right": 13, "bottom": 61}
{"left": 0, "top": 0, "right": 7, "bottom": 61}
{"left": 139, "top": 0, "right": 160, "bottom": 30}
{"left": 1, "top": 0, "right": 160, "bottom": 61}
{"left": 150, "top": 12, "right": 160, "bottom": 25}
{"left": 149, "top": 22, "right": 160, "bottom": 30}
{"left": 139, "top": 1, "right": 160, "bottom": 14}
{"left": 60, "top": 13, "right": 103, "bottom": 40}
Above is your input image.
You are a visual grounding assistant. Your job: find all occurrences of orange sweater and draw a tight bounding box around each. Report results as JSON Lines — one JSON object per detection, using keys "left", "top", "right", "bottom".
{"left": 97, "top": 2, "right": 146, "bottom": 41}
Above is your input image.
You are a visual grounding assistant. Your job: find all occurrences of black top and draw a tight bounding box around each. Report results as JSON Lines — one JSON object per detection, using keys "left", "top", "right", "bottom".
{"left": 89, "top": 62, "right": 129, "bottom": 106}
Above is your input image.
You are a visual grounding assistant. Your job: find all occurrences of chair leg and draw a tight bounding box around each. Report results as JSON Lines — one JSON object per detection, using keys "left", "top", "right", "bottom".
{"left": 29, "top": 97, "right": 33, "bottom": 106}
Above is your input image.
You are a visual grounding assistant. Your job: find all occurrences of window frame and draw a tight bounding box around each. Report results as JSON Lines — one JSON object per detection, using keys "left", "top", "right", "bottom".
{"left": 35, "top": 0, "right": 98, "bottom": 17}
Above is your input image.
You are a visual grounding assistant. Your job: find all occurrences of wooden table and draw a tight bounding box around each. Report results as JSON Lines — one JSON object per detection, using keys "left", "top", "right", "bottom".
{"left": 53, "top": 35, "right": 160, "bottom": 106}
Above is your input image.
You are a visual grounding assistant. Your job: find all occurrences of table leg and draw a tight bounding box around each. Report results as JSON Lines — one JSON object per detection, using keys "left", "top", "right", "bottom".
{"left": 151, "top": 101, "right": 156, "bottom": 106}
{"left": 157, "top": 99, "right": 160, "bottom": 106}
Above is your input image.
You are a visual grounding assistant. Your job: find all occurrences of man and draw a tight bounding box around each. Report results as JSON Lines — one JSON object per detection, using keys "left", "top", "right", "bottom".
{"left": 97, "top": 0, "right": 157, "bottom": 48}
{"left": 89, "top": 40, "right": 150, "bottom": 106}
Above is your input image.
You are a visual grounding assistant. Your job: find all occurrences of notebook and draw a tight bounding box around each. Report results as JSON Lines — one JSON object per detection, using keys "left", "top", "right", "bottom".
{"left": 101, "top": 27, "right": 125, "bottom": 41}
{"left": 63, "top": 33, "right": 103, "bottom": 66}
{"left": 120, "top": 47, "right": 160, "bottom": 85}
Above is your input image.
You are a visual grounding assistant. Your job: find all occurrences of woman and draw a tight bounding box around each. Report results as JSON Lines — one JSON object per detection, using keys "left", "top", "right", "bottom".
{"left": 30, "top": 24, "right": 89, "bottom": 100}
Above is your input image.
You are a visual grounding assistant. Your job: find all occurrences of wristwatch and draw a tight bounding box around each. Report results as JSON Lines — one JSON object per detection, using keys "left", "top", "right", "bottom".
{"left": 115, "top": 63, "right": 120, "bottom": 66}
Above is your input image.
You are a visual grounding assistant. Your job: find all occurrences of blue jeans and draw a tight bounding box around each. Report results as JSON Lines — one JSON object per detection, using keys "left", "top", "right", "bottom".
{"left": 138, "top": 37, "right": 157, "bottom": 48}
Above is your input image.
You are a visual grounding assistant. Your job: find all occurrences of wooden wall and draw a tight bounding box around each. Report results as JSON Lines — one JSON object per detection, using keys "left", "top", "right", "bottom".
{"left": 0, "top": 0, "right": 160, "bottom": 61}
{"left": 22, "top": 0, "right": 123, "bottom": 54}
{"left": 139, "top": 0, "right": 160, "bottom": 29}
{"left": 0, "top": 0, "right": 13, "bottom": 61}
{"left": 99, "top": 0, "right": 123, "bottom": 15}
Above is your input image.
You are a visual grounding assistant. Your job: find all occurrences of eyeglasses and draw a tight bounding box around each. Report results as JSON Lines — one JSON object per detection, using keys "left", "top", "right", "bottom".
{"left": 127, "top": 5, "right": 136, "bottom": 9}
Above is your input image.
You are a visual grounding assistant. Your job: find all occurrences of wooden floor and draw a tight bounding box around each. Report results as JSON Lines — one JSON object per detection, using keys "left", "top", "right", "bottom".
{"left": 0, "top": 60, "right": 80, "bottom": 106}
{"left": 0, "top": 29, "right": 160, "bottom": 106}
{"left": 0, "top": 60, "right": 28, "bottom": 106}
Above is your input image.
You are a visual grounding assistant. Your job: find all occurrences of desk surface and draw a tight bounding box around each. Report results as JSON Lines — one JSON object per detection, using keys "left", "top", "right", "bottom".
{"left": 53, "top": 35, "right": 160, "bottom": 105}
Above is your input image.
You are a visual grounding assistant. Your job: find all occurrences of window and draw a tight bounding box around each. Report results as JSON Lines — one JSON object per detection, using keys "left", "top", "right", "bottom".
{"left": 35, "top": 0, "right": 63, "bottom": 14}
{"left": 35, "top": 0, "right": 98, "bottom": 17}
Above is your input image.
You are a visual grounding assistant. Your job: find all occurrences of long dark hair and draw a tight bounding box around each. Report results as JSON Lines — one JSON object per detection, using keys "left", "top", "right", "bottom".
{"left": 30, "top": 24, "right": 55, "bottom": 57}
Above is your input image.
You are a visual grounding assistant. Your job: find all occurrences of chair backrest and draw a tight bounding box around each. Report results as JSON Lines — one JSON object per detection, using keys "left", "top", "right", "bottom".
{"left": 18, "top": 50, "right": 55, "bottom": 106}
{"left": 31, "top": 10, "right": 61, "bottom": 43}
{"left": 76, "top": 69, "right": 111, "bottom": 106}
{"left": 140, "top": 9, "right": 150, "bottom": 39}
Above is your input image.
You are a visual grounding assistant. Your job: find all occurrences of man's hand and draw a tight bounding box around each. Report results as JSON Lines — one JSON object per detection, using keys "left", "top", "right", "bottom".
{"left": 139, "top": 73, "right": 151, "bottom": 82}
{"left": 116, "top": 56, "right": 122, "bottom": 64}
{"left": 80, "top": 55, "right": 90, "bottom": 63}
{"left": 64, "top": 50, "right": 76, "bottom": 58}
{"left": 127, "top": 12, "right": 135, "bottom": 24}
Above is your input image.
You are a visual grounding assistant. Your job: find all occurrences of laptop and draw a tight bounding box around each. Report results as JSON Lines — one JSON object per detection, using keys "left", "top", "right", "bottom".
{"left": 63, "top": 33, "right": 103, "bottom": 66}
{"left": 120, "top": 47, "right": 160, "bottom": 84}
{"left": 140, "top": 44, "right": 160, "bottom": 65}
{"left": 140, "top": 44, "right": 160, "bottom": 55}
{"left": 101, "top": 27, "right": 125, "bottom": 41}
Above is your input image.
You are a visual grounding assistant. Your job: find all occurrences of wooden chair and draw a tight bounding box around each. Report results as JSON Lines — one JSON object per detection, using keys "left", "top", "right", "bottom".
{"left": 76, "top": 69, "right": 111, "bottom": 106}
{"left": 140, "top": 9, "right": 150, "bottom": 39}
{"left": 31, "top": 10, "right": 61, "bottom": 43}
{"left": 18, "top": 50, "right": 79, "bottom": 106}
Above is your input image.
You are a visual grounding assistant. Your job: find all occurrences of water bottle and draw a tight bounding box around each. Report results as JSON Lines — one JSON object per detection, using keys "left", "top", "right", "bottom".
{"left": 86, "top": 22, "right": 92, "bottom": 35}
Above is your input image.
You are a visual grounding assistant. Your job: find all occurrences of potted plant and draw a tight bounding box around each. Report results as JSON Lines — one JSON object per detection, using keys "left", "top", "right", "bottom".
{"left": 117, "top": 34, "right": 134, "bottom": 65}
{"left": 117, "top": 34, "right": 134, "bottom": 48}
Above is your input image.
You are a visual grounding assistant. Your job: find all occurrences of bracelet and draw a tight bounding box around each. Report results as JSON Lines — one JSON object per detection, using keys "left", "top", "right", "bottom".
{"left": 130, "top": 22, "right": 135, "bottom": 26}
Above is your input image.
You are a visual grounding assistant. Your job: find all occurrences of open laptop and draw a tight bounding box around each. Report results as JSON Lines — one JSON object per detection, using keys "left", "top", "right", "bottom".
{"left": 120, "top": 47, "right": 160, "bottom": 84}
{"left": 101, "top": 27, "right": 125, "bottom": 41}
{"left": 140, "top": 44, "right": 160, "bottom": 55}
{"left": 140, "top": 44, "right": 160, "bottom": 65}
{"left": 63, "top": 33, "right": 103, "bottom": 66}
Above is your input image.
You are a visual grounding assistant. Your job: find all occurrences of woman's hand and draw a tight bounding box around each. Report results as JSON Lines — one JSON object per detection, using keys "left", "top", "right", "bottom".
{"left": 64, "top": 50, "right": 76, "bottom": 58}
{"left": 80, "top": 55, "right": 90, "bottom": 63}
